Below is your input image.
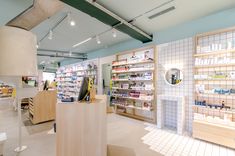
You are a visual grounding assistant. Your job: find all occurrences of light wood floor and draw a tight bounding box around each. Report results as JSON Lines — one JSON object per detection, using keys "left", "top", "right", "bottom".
{"left": 0, "top": 99, "right": 162, "bottom": 156}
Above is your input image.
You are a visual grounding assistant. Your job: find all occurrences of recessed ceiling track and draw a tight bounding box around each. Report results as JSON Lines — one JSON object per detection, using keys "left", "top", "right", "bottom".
{"left": 60, "top": 0, "right": 153, "bottom": 43}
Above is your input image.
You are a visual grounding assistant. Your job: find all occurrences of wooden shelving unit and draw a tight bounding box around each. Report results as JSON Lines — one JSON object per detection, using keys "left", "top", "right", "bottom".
{"left": 56, "top": 59, "right": 98, "bottom": 100}
{"left": 29, "top": 90, "right": 57, "bottom": 124}
{"left": 111, "top": 46, "right": 157, "bottom": 123}
{"left": 193, "top": 27, "right": 235, "bottom": 148}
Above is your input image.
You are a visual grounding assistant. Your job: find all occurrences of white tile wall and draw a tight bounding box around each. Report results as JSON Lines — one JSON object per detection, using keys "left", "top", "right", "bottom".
{"left": 157, "top": 38, "right": 194, "bottom": 132}
{"left": 163, "top": 100, "right": 177, "bottom": 129}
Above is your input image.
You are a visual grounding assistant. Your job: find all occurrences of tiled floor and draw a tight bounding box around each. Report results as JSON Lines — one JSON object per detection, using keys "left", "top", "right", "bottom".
{"left": 142, "top": 123, "right": 235, "bottom": 156}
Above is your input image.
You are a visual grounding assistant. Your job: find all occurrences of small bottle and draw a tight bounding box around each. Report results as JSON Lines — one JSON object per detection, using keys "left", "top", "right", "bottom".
{"left": 221, "top": 101, "right": 225, "bottom": 109}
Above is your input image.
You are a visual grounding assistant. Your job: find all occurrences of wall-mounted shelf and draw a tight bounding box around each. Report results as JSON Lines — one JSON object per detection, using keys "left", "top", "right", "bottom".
{"left": 194, "top": 49, "right": 235, "bottom": 57}
{"left": 111, "top": 46, "right": 156, "bottom": 123}
{"left": 193, "top": 27, "right": 235, "bottom": 148}
{"left": 56, "top": 59, "right": 98, "bottom": 100}
{"left": 112, "top": 60, "right": 154, "bottom": 67}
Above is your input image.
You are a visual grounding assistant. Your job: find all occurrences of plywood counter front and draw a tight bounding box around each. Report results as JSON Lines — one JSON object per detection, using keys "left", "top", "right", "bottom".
{"left": 56, "top": 95, "right": 107, "bottom": 156}
{"left": 193, "top": 120, "right": 235, "bottom": 149}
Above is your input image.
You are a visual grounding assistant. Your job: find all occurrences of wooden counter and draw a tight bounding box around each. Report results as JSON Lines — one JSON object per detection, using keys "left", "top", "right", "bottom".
{"left": 193, "top": 120, "right": 235, "bottom": 149}
{"left": 29, "top": 90, "right": 56, "bottom": 124}
{"left": 56, "top": 95, "right": 107, "bottom": 156}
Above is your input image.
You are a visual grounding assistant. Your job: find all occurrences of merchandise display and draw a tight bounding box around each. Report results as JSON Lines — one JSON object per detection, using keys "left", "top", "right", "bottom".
{"left": 0, "top": 82, "right": 13, "bottom": 98}
{"left": 111, "top": 47, "right": 156, "bottom": 122}
{"left": 56, "top": 59, "right": 98, "bottom": 100}
{"left": 3, "top": 1, "right": 235, "bottom": 156}
{"left": 193, "top": 28, "right": 235, "bottom": 148}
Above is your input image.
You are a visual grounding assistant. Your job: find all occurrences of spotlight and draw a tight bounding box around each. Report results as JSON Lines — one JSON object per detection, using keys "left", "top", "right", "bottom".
{"left": 36, "top": 42, "right": 40, "bottom": 49}
{"left": 112, "top": 29, "right": 117, "bottom": 38}
{"left": 48, "top": 30, "right": 53, "bottom": 40}
{"left": 68, "top": 12, "right": 76, "bottom": 26}
{"left": 96, "top": 35, "right": 101, "bottom": 44}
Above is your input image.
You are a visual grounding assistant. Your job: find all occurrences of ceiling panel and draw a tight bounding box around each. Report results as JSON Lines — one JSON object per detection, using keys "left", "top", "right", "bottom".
{"left": 97, "top": 0, "right": 235, "bottom": 33}
{"left": 32, "top": 3, "right": 131, "bottom": 53}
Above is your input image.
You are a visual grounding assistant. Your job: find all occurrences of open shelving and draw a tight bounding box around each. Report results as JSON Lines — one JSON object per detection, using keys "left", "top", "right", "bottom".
{"left": 111, "top": 46, "right": 156, "bottom": 122}
{"left": 193, "top": 27, "right": 235, "bottom": 148}
{"left": 0, "top": 82, "right": 13, "bottom": 98}
{"left": 56, "top": 59, "right": 98, "bottom": 100}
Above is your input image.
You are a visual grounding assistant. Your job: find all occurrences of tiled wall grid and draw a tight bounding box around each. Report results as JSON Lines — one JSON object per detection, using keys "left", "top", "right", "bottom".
{"left": 157, "top": 38, "right": 194, "bottom": 132}
{"left": 163, "top": 100, "right": 177, "bottom": 129}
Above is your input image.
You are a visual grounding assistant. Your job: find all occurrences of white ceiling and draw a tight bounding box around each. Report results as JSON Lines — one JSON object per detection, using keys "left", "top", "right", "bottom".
{"left": 32, "top": 3, "right": 131, "bottom": 53}
{"left": 97, "top": 0, "right": 235, "bottom": 34}
{"left": 1, "top": 0, "right": 235, "bottom": 65}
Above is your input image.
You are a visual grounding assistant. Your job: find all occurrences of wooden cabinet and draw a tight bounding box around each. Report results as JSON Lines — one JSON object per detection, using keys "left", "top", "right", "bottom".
{"left": 193, "top": 120, "right": 235, "bottom": 149}
{"left": 29, "top": 90, "right": 56, "bottom": 124}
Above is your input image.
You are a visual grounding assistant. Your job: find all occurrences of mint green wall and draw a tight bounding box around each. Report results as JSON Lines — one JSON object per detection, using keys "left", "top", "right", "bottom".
{"left": 61, "top": 7, "right": 235, "bottom": 65}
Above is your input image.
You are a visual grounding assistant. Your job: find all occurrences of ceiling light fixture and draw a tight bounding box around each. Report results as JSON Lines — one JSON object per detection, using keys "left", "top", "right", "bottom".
{"left": 112, "top": 29, "right": 117, "bottom": 38}
{"left": 36, "top": 42, "right": 40, "bottom": 49}
{"left": 68, "top": 12, "right": 76, "bottom": 26}
{"left": 96, "top": 35, "right": 101, "bottom": 44}
{"left": 148, "top": 6, "right": 176, "bottom": 19}
{"left": 48, "top": 30, "right": 53, "bottom": 40}
{"left": 72, "top": 37, "right": 92, "bottom": 48}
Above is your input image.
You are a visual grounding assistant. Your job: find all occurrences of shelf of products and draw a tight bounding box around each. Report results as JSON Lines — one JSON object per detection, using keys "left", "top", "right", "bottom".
{"left": 56, "top": 59, "right": 98, "bottom": 100}
{"left": 111, "top": 46, "right": 156, "bottom": 122}
{"left": 193, "top": 27, "right": 235, "bottom": 148}
{"left": 0, "top": 83, "right": 13, "bottom": 98}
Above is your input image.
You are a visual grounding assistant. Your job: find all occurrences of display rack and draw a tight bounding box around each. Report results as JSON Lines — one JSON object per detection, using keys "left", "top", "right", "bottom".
{"left": 56, "top": 59, "right": 98, "bottom": 100}
{"left": 111, "top": 46, "right": 156, "bottom": 122}
{"left": 193, "top": 27, "right": 235, "bottom": 148}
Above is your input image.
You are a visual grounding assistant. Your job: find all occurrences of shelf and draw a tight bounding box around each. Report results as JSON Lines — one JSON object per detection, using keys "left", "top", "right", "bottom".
{"left": 112, "top": 95, "right": 153, "bottom": 101}
{"left": 112, "top": 79, "right": 153, "bottom": 82}
{"left": 112, "top": 87, "right": 154, "bottom": 91}
{"left": 111, "top": 46, "right": 156, "bottom": 123}
{"left": 196, "top": 93, "right": 235, "bottom": 99}
{"left": 114, "top": 103, "right": 153, "bottom": 111}
{"left": 116, "top": 111, "right": 154, "bottom": 122}
{"left": 194, "top": 49, "right": 235, "bottom": 57}
{"left": 193, "top": 105, "right": 235, "bottom": 113}
{"left": 112, "top": 60, "right": 154, "bottom": 67}
{"left": 195, "top": 78, "right": 235, "bottom": 81}
{"left": 112, "top": 69, "right": 154, "bottom": 74}
{"left": 195, "top": 63, "right": 235, "bottom": 68}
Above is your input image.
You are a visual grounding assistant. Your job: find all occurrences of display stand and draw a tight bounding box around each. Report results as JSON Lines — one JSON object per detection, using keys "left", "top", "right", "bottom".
{"left": 111, "top": 46, "right": 157, "bottom": 122}
{"left": 56, "top": 59, "right": 98, "bottom": 100}
{"left": 193, "top": 27, "right": 235, "bottom": 148}
{"left": 56, "top": 95, "right": 107, "bottom": 156}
